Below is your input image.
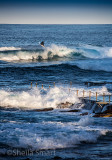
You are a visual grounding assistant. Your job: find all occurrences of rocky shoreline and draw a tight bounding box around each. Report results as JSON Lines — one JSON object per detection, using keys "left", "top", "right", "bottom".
{"left": 81, "top": 98, "right": 112, "bottom": 117}
{"left": 0, "top": 99, "right": 112, "bottom": 117}
{"left": 56, "top": 99, "right": 112, "bottom": 117}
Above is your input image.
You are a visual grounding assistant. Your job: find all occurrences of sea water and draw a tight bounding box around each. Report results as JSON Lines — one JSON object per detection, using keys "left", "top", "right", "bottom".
{"left": 0, "top": 24, "right": 112, "bottom": 160}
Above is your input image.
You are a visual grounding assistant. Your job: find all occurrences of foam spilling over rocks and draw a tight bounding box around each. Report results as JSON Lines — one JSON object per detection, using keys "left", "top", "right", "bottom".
{"left": 80, "top": 99, "right": 112, "bottom": 117}
{"left": 93, "top": 105, "right": 112, "bottom": 117}
{"left": 0, "top": 86, "right": 112, "bottom": 117}
{"left": 0, "top": 87, "right": 80, "bottom": 110}
{"left": 57, "top": 102, "right": 74, "bottom": 109}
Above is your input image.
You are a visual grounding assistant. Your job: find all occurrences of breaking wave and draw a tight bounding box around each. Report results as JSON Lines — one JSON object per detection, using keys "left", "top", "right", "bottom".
{"left": 0, "top": 87, "right": 79, "bottom": 109}
{"left": 0, "top": 44, "right": 112, "bottom": 62}
{"left": 0, "top": 44, "right": 75, "bottom": 62}
{"left": 0, "top": 85, "right": 111, "bottom": 152}
{"left": 0, "top": 86, "right": 109, "bottom": 110}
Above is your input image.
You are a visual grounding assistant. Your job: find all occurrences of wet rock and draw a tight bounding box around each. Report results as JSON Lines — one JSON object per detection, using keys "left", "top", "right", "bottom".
{"left": 93, "top": 113, "right": 112, "bottom": 117}
{"left": 80, "top": 98, "right": 95, "bottom": 110}
{"left": 80, "top": 112, "right": 88, "bottom": 116}
{"left": 93, "top": 114, "right": 105, "bottom": 117}
{"left": 93, "top": 104, "right": 112, "bottom": 117}
{"left": 91, "top": 103, "right": 99, "bottom": 113}
{"left": 103, "top": 114, "right": 112, "bottom": 117}
{"left": 34, "top": 107, "right": 53, "bottom": 112}
{"left": 61, "top": 109, "right": 80, "bottom": 112}
{"left": 94, "top": 104, "right": 103, "bottom": 114}
{"left": 57, "top": 102, "right": 74, "bottom": 109}
{"left": 102, "top": 105, "right": 112, "bottom": 114}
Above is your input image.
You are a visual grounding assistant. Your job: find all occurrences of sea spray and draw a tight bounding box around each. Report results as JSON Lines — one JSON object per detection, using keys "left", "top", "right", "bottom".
{"left": 0, "top": 87, "right": 79, "bottom": 109}
{"left": 0, "top": 44, "right": 75, "bottom": 62}
{"left": 0, "top": 44, "right": 112, "bottom": 62}
{"left": 0, "top": 115, "right": 109, "bottom": 151}
{"left": 0, "top": 86, "right": 110, "bottom": 109}
{"left": 77, "top": 116, "right": 94, "bottom": 126}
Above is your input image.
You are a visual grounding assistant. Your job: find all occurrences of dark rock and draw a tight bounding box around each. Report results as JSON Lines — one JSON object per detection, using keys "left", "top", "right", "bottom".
{"left": 93, "top": 113, "right": 112, "bottom": 117}
{"left": 61, "top": 109, "right": 80, "bottom": 112}
{"left": 102, "top": 109, "right": 112, "bottom": 114}
{"left": 57, "top": 102, "right": 74, "bottom": 109}
{"left": 93, "top": 114, "right": 105, "bottom": 117}
{"left": 34, "top": 107, "right": 53, "bottom": 112}
{"left": 80, "top": 112, "right": 88, "bottom": 116}
{"left": 102, "top": 105, "right": 112, "bottom": 114}
{"left": 103, "top": 114, "right": 112, "bottom": 117}
{"left": 93, "top": 104, "right": 112, "bottom": 117}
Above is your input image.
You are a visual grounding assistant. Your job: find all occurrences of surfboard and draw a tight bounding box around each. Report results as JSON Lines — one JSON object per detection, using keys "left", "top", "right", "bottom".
{"left": 40, "top": 44, "right": 45, "bottom": 48}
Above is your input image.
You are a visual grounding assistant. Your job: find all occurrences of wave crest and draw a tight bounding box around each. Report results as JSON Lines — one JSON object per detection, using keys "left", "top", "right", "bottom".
{"left": 0, "top": 44, "right": 75, "bottom": 62}
{"left": 0, "top": 44, "right": 112, "bottom": 62}
{"left": 0, "top": 47, "right": 21, "bottom": 51}
{"left": 0, "top": 86, "right": 109, "bottom": 110}
{"left": 0, "top": 87, "right": 79, "bottom": 109}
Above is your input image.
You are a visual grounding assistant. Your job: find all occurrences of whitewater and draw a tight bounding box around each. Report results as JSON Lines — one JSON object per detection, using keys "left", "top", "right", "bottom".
{"left": 0, "top": 44, "right": 112, "bottom": 60}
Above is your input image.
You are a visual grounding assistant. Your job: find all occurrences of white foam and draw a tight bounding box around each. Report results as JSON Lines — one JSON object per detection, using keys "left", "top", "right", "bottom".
{"left": 80, "top": 45, "right": 112, "bottom": 59}
{"left": 0, "top": 86, "right": 110, "bottom": 109}
{"left": 0, "top": 47, "right": 21, "bottom": 51}
{"left": 0, "top": 121, "right": 109, "bottom": 150}
{"left": 0, "top": 44, "right": 74, "bottom": 62}
{"left": 0, "top": 109, "right": 111, "bottom": 151}
{"left": 0, "top": 87, "right": 80, "bottom": 109}
{"left": 78, "top": 116, "right": 93, "bottom": 126}
{"left": 104, "top": 47, "right": 112, "bottom": 58}
{"left": 0, "top": 45, "right": 112, "bottom": 63}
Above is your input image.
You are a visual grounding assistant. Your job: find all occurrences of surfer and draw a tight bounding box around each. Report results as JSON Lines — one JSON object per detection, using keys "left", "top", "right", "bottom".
{"left": 40, "top": 41, "right": 45, "bottom": 47}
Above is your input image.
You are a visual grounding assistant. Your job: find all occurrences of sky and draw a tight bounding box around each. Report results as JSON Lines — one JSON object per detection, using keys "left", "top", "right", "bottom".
{"left": 0, "top": 0, "right": 112, "bottom": 24}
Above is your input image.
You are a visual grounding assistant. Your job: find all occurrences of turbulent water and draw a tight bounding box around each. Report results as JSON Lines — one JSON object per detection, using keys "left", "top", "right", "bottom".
{"left": 0, "top": 24, "right": 112, "bottom": 160}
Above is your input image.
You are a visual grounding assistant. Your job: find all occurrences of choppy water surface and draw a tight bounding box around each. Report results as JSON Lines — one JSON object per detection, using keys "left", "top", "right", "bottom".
{"left": 0, "top": 24, "right": 112, "bottom": 160}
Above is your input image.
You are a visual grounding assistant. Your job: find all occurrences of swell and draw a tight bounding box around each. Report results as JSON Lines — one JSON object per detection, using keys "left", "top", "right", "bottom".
{"left": 0, "top": 44, "right": 112, "bottom": 62}
{"left": 0, "top": 62, "right": 112, "bottom": 73}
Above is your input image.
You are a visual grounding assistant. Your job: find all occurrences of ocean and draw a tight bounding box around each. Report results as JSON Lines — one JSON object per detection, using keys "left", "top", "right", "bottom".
{"left": 0, "top": 24, "right": 112, "bottom": 160}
